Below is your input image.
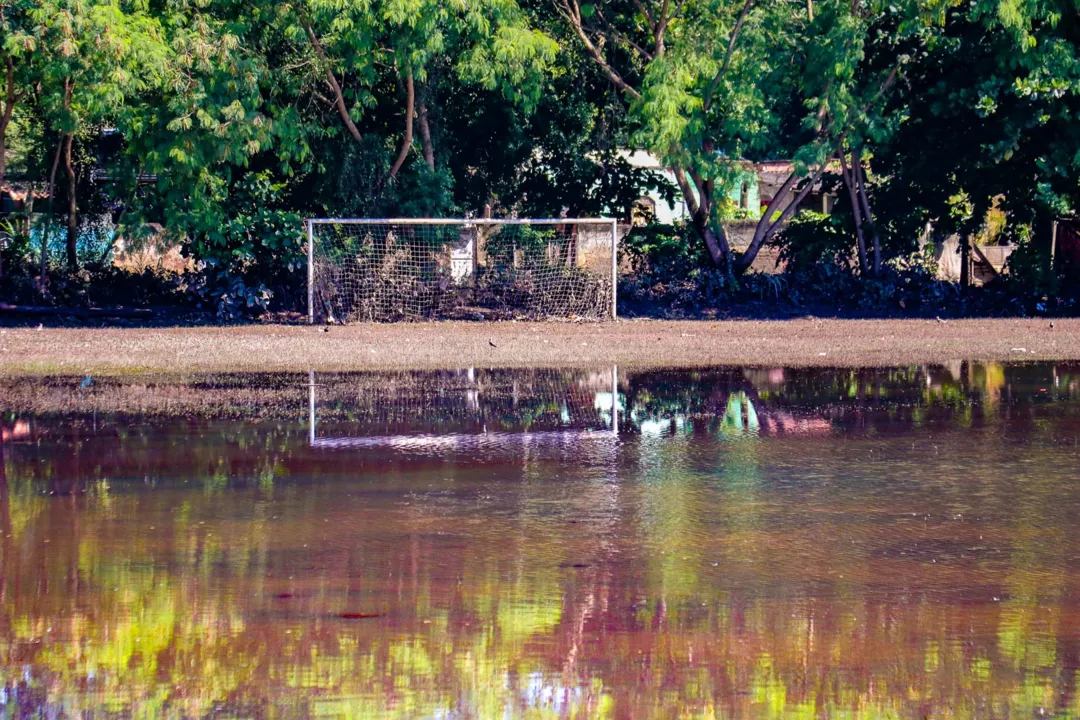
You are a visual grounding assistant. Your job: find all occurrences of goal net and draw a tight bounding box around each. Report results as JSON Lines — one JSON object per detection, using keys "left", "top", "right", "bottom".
{"left": 306, "top": 218, "right": 617, "bottom": 322}
{"left": 307, "top": 367, "right": 619, "bottom": 451}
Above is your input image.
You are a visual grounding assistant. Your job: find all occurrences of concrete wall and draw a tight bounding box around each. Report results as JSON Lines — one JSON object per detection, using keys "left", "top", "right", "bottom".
{"left": 641, "top": 167, "right": 761, "bottom": 224}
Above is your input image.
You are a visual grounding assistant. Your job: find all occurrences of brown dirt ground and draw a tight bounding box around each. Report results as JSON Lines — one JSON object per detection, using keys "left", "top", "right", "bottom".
{"left": 0, "top": 318, "right": 1076, "bottom": 375}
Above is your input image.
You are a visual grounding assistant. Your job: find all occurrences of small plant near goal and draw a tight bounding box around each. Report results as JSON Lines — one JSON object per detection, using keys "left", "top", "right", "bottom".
{"left": 306, "top": 218, "right": 618, "bottom": 322}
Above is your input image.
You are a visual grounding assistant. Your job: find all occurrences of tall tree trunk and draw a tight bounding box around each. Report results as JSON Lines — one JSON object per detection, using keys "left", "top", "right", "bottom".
{"left": 853, "top": 157, "right": 880, "bottom": 275}
{"left": 64, "top": 133, "right": 77, "bottom": 271}
{"left": 23, "top": 182, "right": 33, "bottom": 236}
{"left": 0, "top": 56, "right": 21, "bottom": 189}
{"left": 840, "top": 152, "right": 870, "bottom": 275}
{"left": 0, "top": 56, "right": 22, "bottom": 189}
{"left": 694, "top": 211, "right": 731, "bottom": 270}
{"left": 417, "top": 91, "right": 434, "bottom": 171}
{"left": 388, "top": 69, "right": 415, "bottom": 180}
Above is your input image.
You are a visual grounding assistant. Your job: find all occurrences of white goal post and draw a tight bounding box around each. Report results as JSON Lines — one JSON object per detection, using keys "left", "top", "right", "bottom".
{"left": 305, "top": 218, "right": 618, "bottom": 323}
{"left": 307, "top": 366, "right": 619, "bottom": 448}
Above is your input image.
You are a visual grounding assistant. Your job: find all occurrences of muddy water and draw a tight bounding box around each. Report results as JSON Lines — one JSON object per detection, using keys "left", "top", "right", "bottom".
{"left": 1, "top": 363, "right": 1080, "bottom": 718}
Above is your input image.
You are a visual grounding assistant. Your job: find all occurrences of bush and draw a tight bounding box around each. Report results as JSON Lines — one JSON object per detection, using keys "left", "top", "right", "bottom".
{"left": 619, "top": 223, "right": 728, "bottom": 313}
{"left": 179, "top": 171, "right": 305, "bottom": 317}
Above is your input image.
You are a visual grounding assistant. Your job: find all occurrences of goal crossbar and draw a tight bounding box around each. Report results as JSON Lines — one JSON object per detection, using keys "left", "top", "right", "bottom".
{"left": 305, "top": 217, "right": 618, "bottom": 323}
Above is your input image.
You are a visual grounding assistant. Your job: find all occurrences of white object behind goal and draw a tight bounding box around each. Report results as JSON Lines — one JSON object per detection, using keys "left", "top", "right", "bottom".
{"left": 305, "top": 218, "right": 617, "bottom": 322}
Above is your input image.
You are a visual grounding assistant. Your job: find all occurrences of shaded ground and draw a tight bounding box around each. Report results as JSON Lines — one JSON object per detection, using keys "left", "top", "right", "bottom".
{"left": 0, "top": 318, "right": 1075, "bottom": 374}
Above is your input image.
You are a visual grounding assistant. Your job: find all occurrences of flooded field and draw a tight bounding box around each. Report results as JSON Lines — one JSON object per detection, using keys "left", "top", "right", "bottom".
{"left": 2, "top": 363, "right": 1080, "bottom": 718}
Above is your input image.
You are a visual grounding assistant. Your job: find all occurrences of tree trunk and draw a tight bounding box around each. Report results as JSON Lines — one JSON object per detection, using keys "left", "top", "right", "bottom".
{"left": 388, "top": 69, "right": 415, "bottom": 180}
{"left": 417, "top": 92, "right": 434, "bottom": 171}
{"left": 960, "top": 236, "right": 970, "bottom": 292}
{"left": 64, "top": 133, "right": 77, "bottom": 271}
{"left": 840, "top": 152, "right": 870, "bottom": 275}
{"left": 736, "top": 157, "right": 833, "bottom": 276}
{"left": 854, "top": 157, "right": 880, "bottom": 275}
{"left": 672, "top": 166, "right": 732, "bottom": 268}
{"left": 694, "top": 210, "right": 731, "bottom": 269}
{"left": 0, "top": 114, "right": 7, "bottom": 190}
{"left": 0, "top": 56, "right": 20, "bottom": 189}
{"left": 22, "top": 181, "right": 33, "bottom": 235}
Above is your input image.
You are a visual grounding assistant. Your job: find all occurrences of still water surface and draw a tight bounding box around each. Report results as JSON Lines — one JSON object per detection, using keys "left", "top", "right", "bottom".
{"left": 2, "top": 363, "right": 1080, "bottom": 718}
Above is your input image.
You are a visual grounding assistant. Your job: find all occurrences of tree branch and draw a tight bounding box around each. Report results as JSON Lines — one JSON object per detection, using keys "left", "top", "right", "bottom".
{"left": 595, "top": 9, "right": 654, "bottom": 61}
{"left": 556, "top": 0, "right": 642, "bottom": 99}
{"left": 655, "top": 0, "right": 690, "bottom": 54}
{"left": 766, "top": 157, "right": 830, "bottom": 237}
{"left": 689, "top": 168, "right": 709, "bottom": 217}
{"left": 749, "top": 170, "right": 796, "bottom": 249}
{"left": 737, "top": 154, "right": 834, "bottom": 274}
{"left": 631, "top": 0, "right": 656, "bottom": 33}
{"left": 303, "top": 22, "right": 363, "bottom": 142}
{"left": 704, "top": 0, "right": 754, "bottom": 111}
{"left": 869, "top": 64, "right": 899, "bottom": 108}
{"left": 654, "top": 0, "right": 671, "bottom": 53}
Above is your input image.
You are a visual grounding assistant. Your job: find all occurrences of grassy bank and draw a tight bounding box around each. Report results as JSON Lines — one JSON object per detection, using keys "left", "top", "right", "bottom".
{"left": 0, "top": 318, "right": 1075, "bottom": 375}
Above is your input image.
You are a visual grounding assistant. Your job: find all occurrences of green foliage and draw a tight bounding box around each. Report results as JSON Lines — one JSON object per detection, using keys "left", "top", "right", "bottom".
{"left": 0, "top": 0, "right": 1078, "bottom": 316}
{"left": 619, "top": 222, "right": 743, "bottom": 313}
{"left": 773, "top": 210, "right": 854, "bottom": 276}
{"left": 19, "top": 0, "right": 171, "bottom": 144}
{"left": 330, "top": 136, "right": 457, "bottom": 218}
{"left": 179, "top": 171, "right": 304, "bottom": 316}
{"left": 623, "top": 223, "right": 712, "bottom": 281}
{"left": 870, "top": 2, "right": 1080, "bottom": 294}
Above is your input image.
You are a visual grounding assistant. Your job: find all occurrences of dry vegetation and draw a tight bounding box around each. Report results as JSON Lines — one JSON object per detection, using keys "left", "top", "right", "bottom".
{"left": 0, "top": 319, "right": 1076, "bottom": 375}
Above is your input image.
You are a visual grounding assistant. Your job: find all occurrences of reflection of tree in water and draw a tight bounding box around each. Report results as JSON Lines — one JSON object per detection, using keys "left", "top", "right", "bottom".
{"left": 0, "top": 365, "right": 1078, "bottom": 715}
{"left": 622, "top": 362, "right": 1080, "bottom": 439}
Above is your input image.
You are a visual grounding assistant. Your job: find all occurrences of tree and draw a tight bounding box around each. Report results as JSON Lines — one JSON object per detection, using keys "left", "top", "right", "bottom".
{"left": 0, "top": 0, "right": 34, "bottom": 189}
{"left": 869, "top": 0, "right": 1080, "bottom": 294}
{"left": 551, "top": 0, "right": 828, "bottom": 273}
{"left": 281, "top": 0, "right": 557, "bottom": 194}
{"left": 19, "top": 0, "right": 169, "bottom": 270}
{"left": 552, "top": 0, "right": 963, "bottom": 277}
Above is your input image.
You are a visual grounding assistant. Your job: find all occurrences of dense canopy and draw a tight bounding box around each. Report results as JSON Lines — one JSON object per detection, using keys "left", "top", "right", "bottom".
{"left": 0, "top": 0, "right": 1077, "bottom": 314}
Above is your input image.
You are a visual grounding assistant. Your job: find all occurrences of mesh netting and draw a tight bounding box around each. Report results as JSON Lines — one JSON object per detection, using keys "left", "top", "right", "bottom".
{"left": 309, "top": 220, "right": 614, "bottom": 322}
{"left": 309, "top": 368, "right": 619, "bottom": 450}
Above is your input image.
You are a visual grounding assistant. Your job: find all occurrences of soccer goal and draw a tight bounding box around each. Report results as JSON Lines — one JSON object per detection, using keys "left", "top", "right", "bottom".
{"left": 305, "top": 218, "right": 618, "bottom": 322}
{"left": 307, "top": 367, "right": 619, "bottom": 450}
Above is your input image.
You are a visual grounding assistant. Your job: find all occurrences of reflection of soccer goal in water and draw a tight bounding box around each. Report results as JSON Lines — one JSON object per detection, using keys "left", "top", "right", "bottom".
{"left": 305, "top": 218, "right": 618, "bottom": 322}
{"left": 307, "top": 367, "right": 619, "bottom": 450}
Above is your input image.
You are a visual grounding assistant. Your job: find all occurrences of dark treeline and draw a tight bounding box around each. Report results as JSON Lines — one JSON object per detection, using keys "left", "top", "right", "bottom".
{"left": 0, "top": 0, "right": 1077, "bottom": 317}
